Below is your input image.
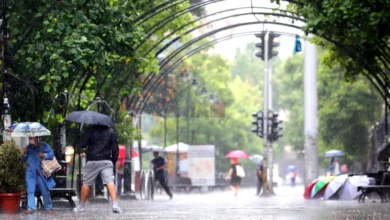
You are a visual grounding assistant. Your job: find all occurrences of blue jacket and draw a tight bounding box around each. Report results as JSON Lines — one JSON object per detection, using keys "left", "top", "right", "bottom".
{"left": 22, "top": 142, "right": 56, "bottom": 190}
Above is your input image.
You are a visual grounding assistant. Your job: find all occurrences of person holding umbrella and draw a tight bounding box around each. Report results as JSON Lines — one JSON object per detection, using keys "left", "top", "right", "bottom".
{"left": 225, "top": 158, "right": 243, "bottom": 197}
{"left": 73, "top": 124, "right": 121, "bottom": 213}
{"left": 22, "top": 136, "right": 56, "bottom": 214}
{"left": 224, "top": 150, "right": 249, "bottom": 197}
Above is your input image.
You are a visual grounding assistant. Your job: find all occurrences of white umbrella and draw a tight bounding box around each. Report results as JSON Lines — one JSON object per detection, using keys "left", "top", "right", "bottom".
{"left": 249, "top": 155, "right": 263, "bottom": 164}
{"left": 338, "top": 175, "right": 370, "bottom": 200}
{"left": 324, "top": 174, "right": 348, "bottom": 200}
{"left": 165, "top": 142, "right": 190, "bottom": 153}
{"left": 142, "top": 145, "right": 165, "bottom": 153}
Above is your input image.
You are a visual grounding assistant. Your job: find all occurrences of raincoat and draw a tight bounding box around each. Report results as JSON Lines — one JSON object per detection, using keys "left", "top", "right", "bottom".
{"left": 22, "top": 142, "right": 56, "bottom": 210}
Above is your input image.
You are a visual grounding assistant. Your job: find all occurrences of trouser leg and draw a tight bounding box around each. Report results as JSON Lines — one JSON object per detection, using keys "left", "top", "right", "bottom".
{"left": 26, "top": 173, "right": 37, "bottom": 211}
{"left": 117, "top": 173, "right": 123, "bottom": 196}
{"left": 36, "top": 175, "right": 52, "bottom": 211}
{"left": 158, "top": 177, "right": 172, "bottom": 197}
{"left": 256, "top": 180, "right": 262, "bottom": 195}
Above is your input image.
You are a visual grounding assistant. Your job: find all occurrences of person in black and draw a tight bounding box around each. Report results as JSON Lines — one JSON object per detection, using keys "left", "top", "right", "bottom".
{"left": 151, "top": 151, "right": 173, "bottom": 199}
{"left": 74, "top": 125, "right": 122, "bottom": 213}
{"left": 225, "top": 158, "right": 241, "bottom": 197}
{"left": 256, "top": 161, "right": 264, "bottom": 196}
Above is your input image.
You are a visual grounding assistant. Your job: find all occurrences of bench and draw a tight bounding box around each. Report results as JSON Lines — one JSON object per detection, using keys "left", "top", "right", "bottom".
{"left": 357, "top": 172, "right": 390, "bottom": 203}
{"left": 168, "top": 177, "right": 202, "bottom": 193}
{"left": 21, "top": 188, "right": 77, "bottom": 209}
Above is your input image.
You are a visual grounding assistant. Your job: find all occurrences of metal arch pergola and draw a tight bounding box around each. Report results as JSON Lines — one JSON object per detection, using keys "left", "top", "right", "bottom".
{"left": 126, "top": 9, "right": 306, "bottom": 113}
{"left": 139, "top": 30, "right": 298, "bottom": 114}
{"left": 135, "top": 21, "right": 304, "bottom": 115}
{"left": 120, "top": 0, "right": 390, "bottom": 117}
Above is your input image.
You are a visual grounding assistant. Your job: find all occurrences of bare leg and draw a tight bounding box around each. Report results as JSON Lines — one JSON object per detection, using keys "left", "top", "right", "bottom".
{"left": 234, "top": 186, "right": 240, "bottom": 197}
{"left": 80, "top": 185, "right": 91, "bottom": 203}
{"left": 106, "top": 183, "right": 117, "bottom": 201}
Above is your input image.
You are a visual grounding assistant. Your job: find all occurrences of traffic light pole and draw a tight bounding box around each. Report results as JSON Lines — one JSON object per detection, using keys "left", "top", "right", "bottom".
{"left": 262, "top": 31, "right": 274, "bottom": 195}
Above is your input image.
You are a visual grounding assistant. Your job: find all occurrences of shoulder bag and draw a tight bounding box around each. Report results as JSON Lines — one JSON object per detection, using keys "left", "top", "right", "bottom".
{"left": 40, "top": 143, "right": 62, "bottom": 178}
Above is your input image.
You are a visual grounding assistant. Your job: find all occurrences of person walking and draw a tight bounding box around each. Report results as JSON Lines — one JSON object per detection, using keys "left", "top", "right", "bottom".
{"left": 256, "top": 161, "right": 264, "bottom": 196}
{"left": 151, "top": 151, "right": 173, "bottom": 199}
{"left": 22, "top": 137, "right": 56, "bottom": 214}
{"left": 225, "top": 158, "right": 242, "bottom": 197}
{"left": 74, "top": 125, "right": 122, "bottom": 213}
{"left": 329, "top": 157, "right": 341, "bottom": 176}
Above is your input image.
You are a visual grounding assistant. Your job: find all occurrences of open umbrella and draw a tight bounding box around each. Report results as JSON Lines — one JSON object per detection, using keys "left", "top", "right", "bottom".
{"left": 249, "top": 155, "right": 263, "bottom": 164}
{"left": 225, "top": 150, "right": 249, "bottom": 159}
{"left": 65, "top": 110, "right": 114, "bottom": 127}
{"left": 3, "top": 122, "right": 51, "bottom": 137}
{"left": 311, "top": 176, "right": 335, "bottom": 199}
{"left": 119, "top": 145, "right": 139, "bottom": 158}
{"left": 338, "top": 175, "right": 370, "bottom": 200}
{"left": 324, "top": 150, "right": 345, "bottom": 157}
{"left": 142, "top": 145, "right": 165, "bottom": 153}
{"left": 304, "top": 179, "right": 319, "bottom": 199}
{"left": 286, "top": 165, "right": 296, "bottom": 171}
{"left": 324, "top": 174, "right": 348, "bottom": 200}
{"left": 165, "top": 142, "right": 189, "bottom": 153}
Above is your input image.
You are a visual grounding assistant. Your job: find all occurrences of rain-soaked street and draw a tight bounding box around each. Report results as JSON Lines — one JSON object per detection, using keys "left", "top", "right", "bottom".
{"left": 2, "top": 186, "right": 390, "bottom": 220}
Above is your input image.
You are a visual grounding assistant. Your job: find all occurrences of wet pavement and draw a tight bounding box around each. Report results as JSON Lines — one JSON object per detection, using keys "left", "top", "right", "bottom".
{"left": 1, "top": 186, "right": 390, "bottom": 220}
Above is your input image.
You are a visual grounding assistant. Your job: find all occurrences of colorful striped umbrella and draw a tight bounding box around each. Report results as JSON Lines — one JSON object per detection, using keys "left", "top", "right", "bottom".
{"left": 304, "top": 179, "right": 319, "bottom": 199}
{"left": 311, "top": 176, "right": 335, "bottom": 199}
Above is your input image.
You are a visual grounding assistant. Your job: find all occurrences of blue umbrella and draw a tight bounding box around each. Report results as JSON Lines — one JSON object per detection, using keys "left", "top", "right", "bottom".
{"left": 324, "top": 150, "right": 345, "bottom": 157}
{"left": 287, "top": 165, "right": 296, "bottom": 171}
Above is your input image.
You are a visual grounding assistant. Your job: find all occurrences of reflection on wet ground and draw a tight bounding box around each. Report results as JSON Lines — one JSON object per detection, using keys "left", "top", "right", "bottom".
{"left": 1, "top": 186, "right": 390, "bottom": 220}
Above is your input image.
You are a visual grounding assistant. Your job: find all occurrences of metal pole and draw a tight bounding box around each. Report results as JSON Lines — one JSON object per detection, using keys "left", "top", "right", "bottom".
{"left": 187, "top": 84, "right": 190, "bottom": 144}
{"left": 303, "top": 39, "right": 318, "bottom": 187}
{"left": 176, "top": 107, "right": 180, "bottom": 177}
{"left": 164, "top": 111, "right": 167, "bottom": 148}
{"left": 2, "top": 0, "right": 11, "bottom": 133}
{"left": 268, "top": 57, "right": 274, "bottom": 194}
{"left": 262, "top": 31, "right": 270, "bottom": 194}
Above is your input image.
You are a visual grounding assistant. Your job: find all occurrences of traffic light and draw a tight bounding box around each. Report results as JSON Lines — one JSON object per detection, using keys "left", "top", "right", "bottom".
{"left": 268, "top": 32, "right": 280, "bottom": 59}
{"left": 294, "top": 34, "right": 302, "bottom": 53}
{"left": 251, "top": 111, "right": 264, "bottom": 138}
{"left": 269, "top": 112, "right": 283, "bottom": 142}
{"left": 254, "top": 32, "right": 266, "bottom": 60}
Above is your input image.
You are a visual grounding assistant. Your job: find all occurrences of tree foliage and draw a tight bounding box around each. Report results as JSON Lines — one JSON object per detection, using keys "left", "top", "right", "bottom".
{"left": 293, "top": 0, "right": 390, "bottom": 105}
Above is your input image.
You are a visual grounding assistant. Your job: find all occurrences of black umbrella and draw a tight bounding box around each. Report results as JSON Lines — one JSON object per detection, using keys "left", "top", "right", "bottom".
{"left": 377, "top": 141, "right": 390, "bottom": 161}
{"left": 65, "top": 110, "right": 114, "bottom": 126}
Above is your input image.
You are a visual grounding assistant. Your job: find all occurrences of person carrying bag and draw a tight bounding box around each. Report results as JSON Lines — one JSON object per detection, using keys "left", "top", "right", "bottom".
{"left": 22, "top": 137, "right": 56, "bottom": 214}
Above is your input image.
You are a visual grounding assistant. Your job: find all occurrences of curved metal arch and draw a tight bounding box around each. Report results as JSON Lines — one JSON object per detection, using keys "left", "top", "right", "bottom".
{"left": 137, "top": 10, "right": 303, "bottom": 89}
{"left": 139, "top": 30, "right": 390, "bottom": 116}
{"left": 132, "top": 21, "right": 303, "bottom": 113}
{"left": 127, "top": 1, "right": 390, "bottom": 112}
{"left": 141, "top": 9, "right": 305, "bottom": 57}
{"left": 158, "top": 21, "right": 301, "bottom": 69}
{"left": 135, "top": 0, "right": 304, "bottom": 25}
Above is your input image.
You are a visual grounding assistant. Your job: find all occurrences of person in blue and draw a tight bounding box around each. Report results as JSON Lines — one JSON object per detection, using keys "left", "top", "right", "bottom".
{"left": 151, "top": 151, "right": 173, "bottom": 199}
{"left": 22, "top": 136, "right": 56, "bottom": 214}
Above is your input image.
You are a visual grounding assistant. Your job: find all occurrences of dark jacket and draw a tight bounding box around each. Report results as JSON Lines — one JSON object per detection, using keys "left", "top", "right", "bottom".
{"left": 80, "top": 125, "right": 119, "bottom": 163}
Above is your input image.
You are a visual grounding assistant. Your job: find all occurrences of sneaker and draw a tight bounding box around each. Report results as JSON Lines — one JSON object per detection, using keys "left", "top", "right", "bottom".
{"left": 112, "top": 206, "right": 122, "bottom": 213}
{"left": 74, "top": 206, "right": 86, "bottom": 213}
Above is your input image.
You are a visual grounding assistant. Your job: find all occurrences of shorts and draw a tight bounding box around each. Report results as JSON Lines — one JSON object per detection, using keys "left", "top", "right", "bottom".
{"left": 83, "top": 160, "right": 115, "bottom": 186}
{"left": 230, "top": 176, "right": 242, "bottom": 187}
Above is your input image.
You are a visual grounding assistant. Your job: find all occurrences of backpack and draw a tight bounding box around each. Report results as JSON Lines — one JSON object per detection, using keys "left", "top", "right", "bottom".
{"left": 236, "top": 165, "right": 245, "bottom": 178}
